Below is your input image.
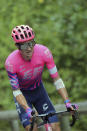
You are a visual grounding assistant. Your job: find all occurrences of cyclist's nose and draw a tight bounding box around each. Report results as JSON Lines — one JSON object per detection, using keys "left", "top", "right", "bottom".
{"left": 27, "top": 46, "right": 32, "bottom": 50}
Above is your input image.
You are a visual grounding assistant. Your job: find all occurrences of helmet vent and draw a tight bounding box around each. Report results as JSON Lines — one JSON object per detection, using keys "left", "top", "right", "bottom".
{"left": 24, "top": 31, "right": 28, "bottom": 38}
{"left": 13, "top": 31, "right": 15, "bottom": 33}
{"left": 28, "top": 32, "right": 31, "bottom": 37}
{"left": 26, "top": 27, "right": 29, "bottom": 30}
{"left": 15, "top": 35, "right": 19, "bottom": 40}
{"left": 20, "top": 34, "right": 24, "bottom": 39}
{"left": 21, "top": 26, "right": 24, "bottom": 29}
{"left": 18, "top": 29, "right": 21, "bottom": 32}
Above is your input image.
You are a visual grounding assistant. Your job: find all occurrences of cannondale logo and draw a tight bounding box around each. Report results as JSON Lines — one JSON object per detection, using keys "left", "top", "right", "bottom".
{"left": 43, "top": 103, "right": 48, "bottom": 111}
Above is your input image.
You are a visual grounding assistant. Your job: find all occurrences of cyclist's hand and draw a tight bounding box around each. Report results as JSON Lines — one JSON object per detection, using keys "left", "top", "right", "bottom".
{"left": 26, "top": 108, "right": 36, "bottom": 122}
{"left": 64, "top": 100, "right": 78, "bottom": 112}
{"left": 26, "top": 107, "right": 33, "bottom": 121}
{"left": 66, "top": 103, "right": 78, "bottom": 112}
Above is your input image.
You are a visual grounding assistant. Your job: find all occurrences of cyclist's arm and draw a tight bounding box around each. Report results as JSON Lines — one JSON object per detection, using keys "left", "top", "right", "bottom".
{"left": 13, "top": 89, "right": 29, "bottom": 110}
{"left": 5, "top": 59, "right": 31, "bottom": 113}
{"left": 53, "top": 76, "right": 69, "bottom": 101}
{"left": 6, "top": 71, "right": 29, "bottom": 110}
{"left": 53, "top": 77, "right": 78, "bottom": 111}
{"left": 7, "top": 72, "right": 33, "bottom": 117}
{"left": 43, "top": 47, "right": 76, "bottom": 110}
{"left": 42, "top": 47, "right": 69, "bottom": 101}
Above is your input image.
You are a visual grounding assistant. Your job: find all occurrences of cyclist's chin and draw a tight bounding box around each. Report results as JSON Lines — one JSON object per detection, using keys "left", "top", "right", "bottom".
{"left": 24, "top": 55, "right": 32, "bottom": 61}
{"left": 20, "top": 50, "right": 33, "bottom": 61}
{"left": 21, "top": 52, "right": 32, "bottom": 61}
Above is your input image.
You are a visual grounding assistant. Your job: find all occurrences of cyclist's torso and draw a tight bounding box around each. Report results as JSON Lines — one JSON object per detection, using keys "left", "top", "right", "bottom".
{"left": 5, "top": 44, "right": 58, "bottom": 90}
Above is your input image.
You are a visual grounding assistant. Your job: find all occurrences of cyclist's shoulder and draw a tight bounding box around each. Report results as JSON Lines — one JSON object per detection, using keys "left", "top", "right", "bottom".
{"left": 5, "top": 49, "right": 20, "bottom": 64}
{"left": 34, "top": 44, "right": 52, "bottom": 60}
{"left": 35, "top": 43, "right": 48, "bottom": 48}
{"left": 34, "top": 44, "right": 49, "bottom": 53}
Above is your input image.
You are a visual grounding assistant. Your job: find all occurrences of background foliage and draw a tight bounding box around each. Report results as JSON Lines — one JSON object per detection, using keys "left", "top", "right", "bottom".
{"left": 0, "top": 0, "right": 87, "bottom": 130}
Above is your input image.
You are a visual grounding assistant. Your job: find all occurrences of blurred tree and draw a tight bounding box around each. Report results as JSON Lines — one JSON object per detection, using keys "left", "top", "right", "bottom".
{"left": 0, "top": 0, "right": 87, "bottom": 130}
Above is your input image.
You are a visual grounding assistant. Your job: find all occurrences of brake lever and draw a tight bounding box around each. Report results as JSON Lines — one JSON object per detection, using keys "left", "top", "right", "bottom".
{"left": 68, "top": 105, "right": 79, "bottom": 126}
{"left": 30, "top": 110, "right": 36, "bottom": 131}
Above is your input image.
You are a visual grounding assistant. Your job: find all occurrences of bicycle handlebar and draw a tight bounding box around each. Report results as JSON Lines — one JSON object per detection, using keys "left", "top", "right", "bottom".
{"left": 30, "top": 105, "right": 79, "bottom": 130}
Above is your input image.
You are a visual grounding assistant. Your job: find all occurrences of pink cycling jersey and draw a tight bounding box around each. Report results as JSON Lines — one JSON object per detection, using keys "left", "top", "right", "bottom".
{"left": 5, "top": 44, "right": 58, "bottom": 90}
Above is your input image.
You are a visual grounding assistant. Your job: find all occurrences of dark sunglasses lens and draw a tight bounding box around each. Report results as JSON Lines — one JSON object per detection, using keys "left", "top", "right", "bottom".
{"left": 20, "top": 43, "right": 34, "bottom": 50}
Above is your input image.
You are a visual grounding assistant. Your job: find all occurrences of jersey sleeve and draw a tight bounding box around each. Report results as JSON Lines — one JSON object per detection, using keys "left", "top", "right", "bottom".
{"left": 5, "top": 59, "right": 19, "bottom": 90}
{"left": 42, "top": 47, "right": 59, "bottom": 78}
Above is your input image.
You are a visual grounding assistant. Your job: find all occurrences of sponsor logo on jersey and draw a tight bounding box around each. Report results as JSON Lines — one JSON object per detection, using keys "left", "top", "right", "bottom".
{"left": 43, "top": 103, "right": 48, "bottom": 111}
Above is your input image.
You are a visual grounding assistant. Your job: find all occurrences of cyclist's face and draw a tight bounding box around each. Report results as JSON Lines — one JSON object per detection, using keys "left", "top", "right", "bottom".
{"left": 17, "top": 40, "right": 35, "bottom": 61}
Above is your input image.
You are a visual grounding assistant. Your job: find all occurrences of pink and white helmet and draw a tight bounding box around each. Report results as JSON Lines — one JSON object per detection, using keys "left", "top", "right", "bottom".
{"left": 12, "top": 25, "right": 35, "bottom": 43}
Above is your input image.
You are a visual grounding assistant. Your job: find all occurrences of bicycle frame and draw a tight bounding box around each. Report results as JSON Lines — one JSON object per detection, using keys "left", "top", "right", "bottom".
{"left": 44, "top": 123, "right": 52, "bottom": 131}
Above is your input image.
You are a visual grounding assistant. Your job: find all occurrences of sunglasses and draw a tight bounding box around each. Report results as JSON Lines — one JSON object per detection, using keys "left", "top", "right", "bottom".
{"left": 17, "top": 40, "right": 35, "bottom": 50}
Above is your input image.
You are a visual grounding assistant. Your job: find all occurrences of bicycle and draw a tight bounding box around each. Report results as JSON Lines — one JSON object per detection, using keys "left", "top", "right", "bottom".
{"left": 30, "top": 105, "right": 79, "bottom": 131}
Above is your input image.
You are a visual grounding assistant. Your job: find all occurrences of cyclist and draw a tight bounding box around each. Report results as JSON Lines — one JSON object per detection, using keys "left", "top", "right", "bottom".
{"left": 5, "top": 25, "right": 78, "bottom": 131}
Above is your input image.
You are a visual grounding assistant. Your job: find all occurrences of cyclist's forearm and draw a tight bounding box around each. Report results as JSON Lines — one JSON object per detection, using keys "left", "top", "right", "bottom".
{"left": 13, "top": 90, "right": 34, "bottom": 119}
{"left": 13, "top": 90, "right": 29, "bottom": 110}
{"left": 53, "top": 76, "right": 69, "bottom": 101}
{"left": 16, "top": 94, "right": 29, "bottom": 110}
{"left": 57, "top": 88, "right": 69, "bottom": 101}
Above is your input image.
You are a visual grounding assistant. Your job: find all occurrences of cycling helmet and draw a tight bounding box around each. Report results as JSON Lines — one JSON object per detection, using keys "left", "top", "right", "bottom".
{"left": 12, "top": 25, "right": 35, "bottom": 43}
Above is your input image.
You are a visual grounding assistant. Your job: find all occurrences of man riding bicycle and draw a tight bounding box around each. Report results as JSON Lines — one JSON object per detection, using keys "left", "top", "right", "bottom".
{"left": 5, "top": 25, "right": 78, "bottom": 131}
